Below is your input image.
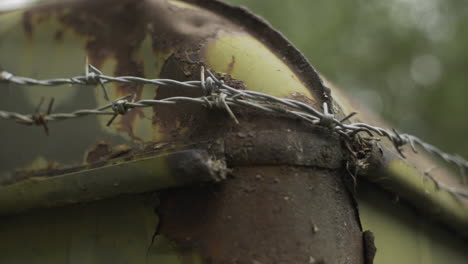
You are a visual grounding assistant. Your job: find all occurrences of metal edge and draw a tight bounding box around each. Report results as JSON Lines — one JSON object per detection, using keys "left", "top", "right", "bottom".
{"left": 182, "top": 0, "right": 331, "bottom": 105}
{"left": 186, "top": 0, "right": 468, "bottom": 236}
{"left": 362, "top": 145, "right": 468, "bottom": 237}
{"left": 0, "top": 149, "right": 226, "bottom": 215}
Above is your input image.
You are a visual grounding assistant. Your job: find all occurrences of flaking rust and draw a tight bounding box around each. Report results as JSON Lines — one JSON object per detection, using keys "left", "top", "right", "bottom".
{"left": 6, "top": 141, "right": 137, "bottom": 186}
{"left": 2, "top": 0, "right": 330, "bottom": 173}
{"left": 7, "top": 139, "right": 226, "bottom": 186}
{"left": 85, "top": 141, "right": 132, "bottom": 164}
{"left": 0, "top": 148, "right": 228, "bottom": 215}
{"left": 1, "top": 0, "right": 367, "bottom": 263}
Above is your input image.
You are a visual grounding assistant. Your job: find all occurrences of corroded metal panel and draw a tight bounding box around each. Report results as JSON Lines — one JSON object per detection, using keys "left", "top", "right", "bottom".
{"left": 0, "top": 0, "right": 327, "bottom": 188}
{"left": 157, "top": 165, "right": 364, "bottom": 263}
{"left": 1, "top": 0, "right": 468, "bottom": 263}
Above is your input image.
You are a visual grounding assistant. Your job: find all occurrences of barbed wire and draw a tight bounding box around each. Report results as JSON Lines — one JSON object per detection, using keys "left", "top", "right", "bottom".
{"left": 424, "top": 167, "right": 468, "bottom": 199}
{"left": 1, "top": 65, "right": 468, "bottom": 199}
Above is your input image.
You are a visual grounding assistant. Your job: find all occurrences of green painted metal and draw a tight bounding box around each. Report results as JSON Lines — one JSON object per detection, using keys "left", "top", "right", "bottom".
{"left": 358, "top": 146, "right": 468, "bottom": 237}
{"left": 0, "top": 0, "right": 325, "bottom": 210}
{"left": 0, "top": 0, "right": 468, "bottom": 263}
{"left": 0, "top": 149, "right": 226, "bottom": 215}
{"left": 357, "top": 181, "right": 468, "bottom": 264}
{"left": 204, "top": 33, "right": 316, "bottom": 99}
{"left": 0, "top": 196, "right": 163, "bottom": 264}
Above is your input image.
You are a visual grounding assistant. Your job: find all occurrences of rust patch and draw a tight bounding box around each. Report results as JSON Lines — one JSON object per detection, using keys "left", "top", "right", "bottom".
{"left": 85, "top": 141, "right": 112, "bottom": 164}
{"left": 287, "top": 92, "right": 317, "bottom": 106}
{"left": 55, "top": 0, "right": 148, "bottom": 69}
{"left": 157, "top": 166, "right": 364, "bottom": 263}
{"left": 54, "top": 1, "right": 149, "bottom": 140}
{"left": 5, "top": 141, "right": 134, "bottom": 185}
{"left": 85, "top": 141, "right": 134, "bottom": 164}
{"left": 152, "top": 54, "right": 251, "bottom": 143}
{"left": 41, "top": 0, "right": 235, "bottom": 68}
{"left": 21, "top": 0, "right": 329, "bottom": 143}
{"left": 17, "top": 0, "right": 333, "bottom": 144}
{"left": 7, "top": 162, "right": 80, "bottom": 186}
{"left": 152, "top": 56, "right": 226, "bottom": 142}
{"left": 154, "top": 57, "right": 330, "bottom": 146}
{"left": 145, "top": 0, "right": 234, "bottom": 54}
{"left": 222, "top": 73, "right": 246, "bottom": 90}
{"left": 4, "top": 140, "right": 223, "bottom": 186}
{"left": 21, "top": 9, "right": 52, "bottom": 40}
{"left": 21, "top": 0, "right": 241, "bottom": 141}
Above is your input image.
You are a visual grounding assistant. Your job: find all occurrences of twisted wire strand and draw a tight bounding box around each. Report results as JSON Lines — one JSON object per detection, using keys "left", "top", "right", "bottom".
{"left": 1, "top": 66, "right": 468, "bottom": 198}
{"left": 0, "top": 68, "right": 202, "bottom": 89}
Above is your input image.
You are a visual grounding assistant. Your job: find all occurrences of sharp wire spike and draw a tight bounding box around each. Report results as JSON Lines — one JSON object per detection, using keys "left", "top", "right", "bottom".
{"left": 47, "top": 98, "right": 55, "bottom": 115}
{"left": 0, "top": 65, "right": 468, "bottom": 200}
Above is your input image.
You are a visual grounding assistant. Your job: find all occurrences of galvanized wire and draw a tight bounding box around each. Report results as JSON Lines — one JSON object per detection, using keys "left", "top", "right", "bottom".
{"left": 1, "top": 65, "right": 468, "bottom": 198}
{"left": 424, "top": 167, "right": 468, "bottom": 199}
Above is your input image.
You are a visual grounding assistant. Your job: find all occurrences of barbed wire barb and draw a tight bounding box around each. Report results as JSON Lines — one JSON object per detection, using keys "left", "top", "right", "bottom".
{"left": 83, "top": 56, "right": 111, "bottom": 102}
{"left": 1, "top": 65, "right": 468, "bottom": 200}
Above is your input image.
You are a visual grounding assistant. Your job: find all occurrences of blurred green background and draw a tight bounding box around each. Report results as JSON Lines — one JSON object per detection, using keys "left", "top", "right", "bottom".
{"left": 225, "top": 0, "right": 468, "bottom": 159}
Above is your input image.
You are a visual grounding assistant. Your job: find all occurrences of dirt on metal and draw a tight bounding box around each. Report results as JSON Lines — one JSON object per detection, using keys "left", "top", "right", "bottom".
{"left": 152, "top": 116, "right": 365, "bottom": 263}
{"left": 157, "top": 166, "right": 364, "bottom": 264}
{"left": 21, "top": 0, "right": 331, "bottom": 141}
{"left": 185, "top": 0, "right": 331, "bottom": 102}
{"left": 13, "top": 0, "right": 369, "bottom": 263}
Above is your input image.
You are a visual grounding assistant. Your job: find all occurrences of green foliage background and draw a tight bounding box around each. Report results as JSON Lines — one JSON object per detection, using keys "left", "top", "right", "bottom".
{"left": 225, "top": 0, "right": 468, "bottom": 159}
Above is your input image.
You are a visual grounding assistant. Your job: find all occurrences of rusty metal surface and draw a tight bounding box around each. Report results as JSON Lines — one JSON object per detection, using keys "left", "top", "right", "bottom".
{"left": 184, "top": 0, "right": 330, "bottom": 102}
{"left": 145, "top": 118, "right": 365, "bottom": 263}
{"left": 0, "top": 106, "right": 366, "bottom": 262}
{"left": 5, "top": 0, "right": 467, "bottom": 263}
{"left": 225, "top": 129, "right": 343, "bottom": 169}
{"left": 3, "top": 0, "right": 466, "bottom": 262}
{"left": 1, "top": 0, "right": 464, "bottom": 210}
{"left": 157, "top": 165, "right": 364, "bottom": 264}
{"left": 0, "top": 0, "right": 329, "bottom": 180}
{"left": 0, "top": 149, "right": 227, "bottom": 215}
{"left": 0, "top": 117, "right": 346, "bottom": 214}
